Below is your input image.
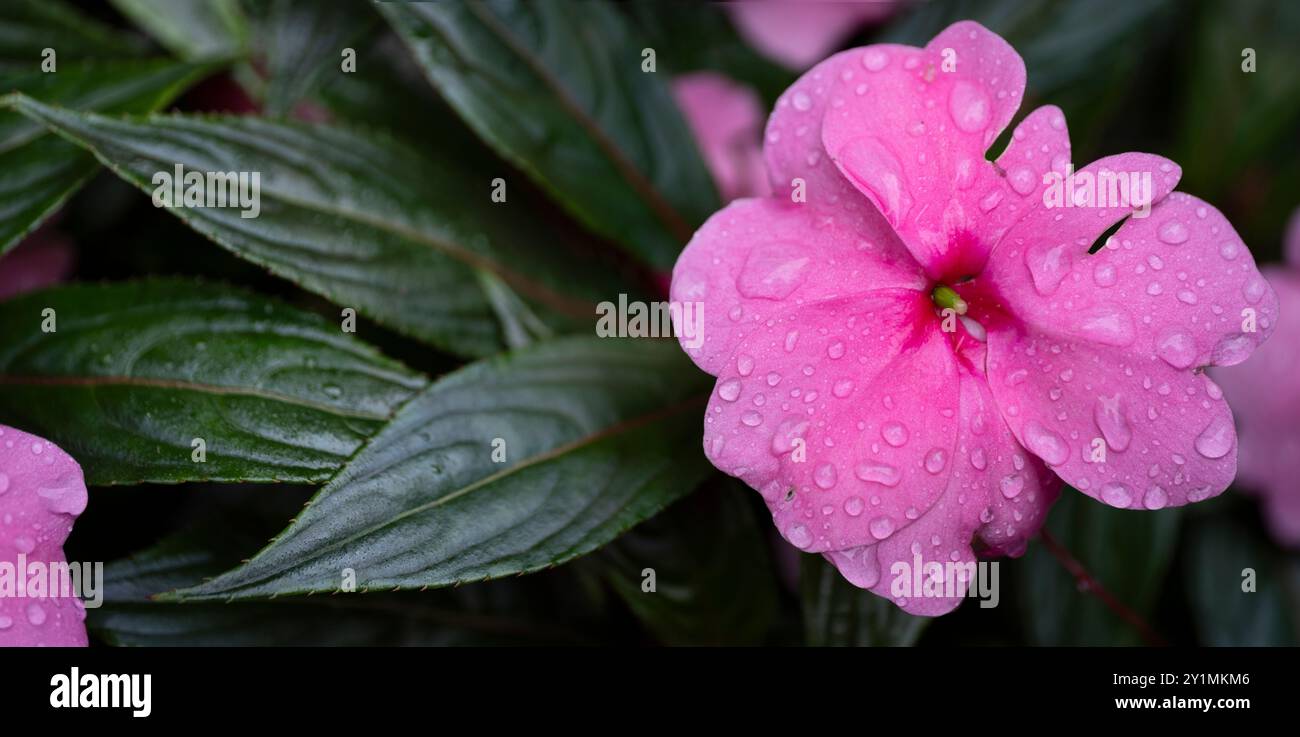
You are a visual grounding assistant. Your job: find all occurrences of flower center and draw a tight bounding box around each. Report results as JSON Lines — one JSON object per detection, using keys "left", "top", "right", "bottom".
{"left": 930, "top": 284, "right": 968, "bottom": 315}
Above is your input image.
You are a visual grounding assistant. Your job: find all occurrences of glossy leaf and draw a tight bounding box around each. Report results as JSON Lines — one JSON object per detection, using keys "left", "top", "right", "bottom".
{"left": 258, "top": 0, "right": 378, "bottom": 117}
{"left": 109, "top": 0, "right": 248, "bottom": 61}
{"left": 0, "top": 0, "right": 147, "bottom": 70}
{"left": 0, "top": 280, "right": 425, "bottom": 485}
{"left": 91, "top": 499, "right": 602, "bottom": 646}
{"left": 378, "top": 0, "right": 719, "bottom": 269}
{"left": 598, "top": 479, "right": 779, "bottom": 646}
{"left": 0, "top": 59, "right": 213, "bottom": 254}
{"left": 163, "top": 336, "right": 712, "bottom": 601}
{"left": 9, "top": 96, "right": 629, "bottom": 356}
{"left": 1184, "top": 514, "right": 1298, "bottom": 646}
{"left": 801, "top": 555, "right": 929, "bottom": 646}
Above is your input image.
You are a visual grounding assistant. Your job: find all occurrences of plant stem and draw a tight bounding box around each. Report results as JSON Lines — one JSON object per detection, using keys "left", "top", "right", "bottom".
{"left": 1038, "top": 529, "right": 1168, "bottom": 646}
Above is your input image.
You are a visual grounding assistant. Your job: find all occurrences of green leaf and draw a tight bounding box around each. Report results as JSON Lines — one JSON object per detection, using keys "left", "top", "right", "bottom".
{"left": 597, "top": 479, "right": 779, "bottom": 646}
{"left": 0, "top": 0, "right": 147, "bottom": 70}
{"left": 1184, "top": 514, "right": 1298, "bottom": 646}
{"left": 162, "top": 336, "right": 712, "bottom": 601}
{"left": 0, "top": 279, "right": 425, "bottom": 485}
{"left": 1019, "top": 490, "right": 1181, "bottom": 645}
{"left": 109, "top": 0, "right": 248, "bottom": 61}
{"left": 91, "top": 499, "right": 603, "bottom": 645}
{"left": 801, "top": 554, "right": 929, "bottom": 646}
{"left": 258, "top": 0, "right": 378, "bottom": 117}
{"left": 8, "top": 96, "right": 632, "bottom": 356}
{"left": 0, "top": 59, "right": 212, "bottom": 255}
{"left": 378, "top": 0, "right": 719, "bottom": 269}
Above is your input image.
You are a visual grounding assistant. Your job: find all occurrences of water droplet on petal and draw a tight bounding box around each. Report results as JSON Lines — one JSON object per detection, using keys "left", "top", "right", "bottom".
{"left": 737, "top": 242, "right": 811, "bottom": 300}
{"left": 1093, "top": 394, "right": 1132, "bottom": 451}
{"left": 1093, "top": 262, "right": 1117, "bottom": 287}
{"left": 861, "top": 49, "right": 889, "bottom": 71}
{"left": 999, "top": 473, "right": 1025, "bottom": 499}
{"left": 844, "top": 496, "right": 865, "bottom": 516}
{"left": 924, "top": 448, "right": 947, "bottom": 474}
{"left": 717, "top": 378, "right": 742, "bottom": 402}
{"left": 786, "top": 524, "right": 813, "bottom": 549}
{"left": 1143, "top": 486, "right": 1168, "bottom": 510}
{"left": 1155, "top": 330, "right": 1197, "bottom": 369}
{"left": 948, "top": 81, "right": 991, "bottom": 133}
{"left": 771, "top": 417, "right": 810, "bottom": 453}
{"left": 881, "top": 421, "right": 909, "bottom": 447}
{"left": 36, "top": 473, "right": 85, "bottom": 516}
{"left": 1008, "top": 167, "right": 1036, "bottom": 195}
{"left": 1211, "top": 334, "right": 1253, "bottom": 366}
{"left": 1025, "top": 241, "right": 1072, "bottom": 295}
{"left": 1157, "top": 220, "right": 1189, "bottom": 244}
{"left": 1194, "top": 415, "right": 1234, "bottom": 459}
{"left": 814, "top": 463, "right": 838, "bottom": 489}
{"left": 855, "top": 462, "right": 900, "bottom": 487}
{"left": 1024, "top": 421, "right": 1069, "bottom": 465}
{"left": 1100, "top": 482, "right": 1133, "bottom": 507}
{"left": 1072, "top": 305, "right": 1136, "bottom": 346}
{"left": 869, "top": 516, "right": 895, "bottom": 540}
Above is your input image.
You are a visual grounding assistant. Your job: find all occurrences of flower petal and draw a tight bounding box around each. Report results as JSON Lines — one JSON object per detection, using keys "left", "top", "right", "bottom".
{"left": 985, "top": 193, "right": 1278, "bottom": 508}
{"left": 0, "top": 230, "right": 75, "bottom": 301}
{"left": 671, "top": 197, "right": 924, "bottom": 375}
{"left": 698, "top": 292, "right": 960, "bottom": 555}
{"left": 0, "top": 425, "right": 89, "bottom": 647}
{"left": 728, "top": 0, "right": 893, "bottom": 70}
{"left": 673, "top": 72, "right": 771, "bottom": 201}
{"left": 1213, "top": 267, "right": 1300, "bottom": 546}
{"left": 819, "top": 21, "right": 1026, "bottom": 279}
{"left": 825, "top": 346, "right": 1059, "bottom": 615}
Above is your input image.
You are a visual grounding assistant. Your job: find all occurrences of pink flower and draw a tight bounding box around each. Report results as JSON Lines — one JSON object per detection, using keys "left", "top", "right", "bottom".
{"left": 674, "top": 72, "right": 771, "bottom": 202}
{"left": 727, "top": 0, "right": 895, "bottom": 70}
{"left": 1212, "top": 209, "right": 1300, "bottom": 546}
{"left": 0, "top": 426, "right": 90, "bottom": 646}
{"left": 0, "top": 228, "right": 75, "bottom": 301}
{"left": 670, "top": 22, "right": 1278, "bottom": 614}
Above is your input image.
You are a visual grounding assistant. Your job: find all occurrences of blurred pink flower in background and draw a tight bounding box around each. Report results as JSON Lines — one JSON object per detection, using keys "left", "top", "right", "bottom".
{"left": 674, "top": 72, "right": 771, "bottom": 202}
{"left": 0, "top": 228, "right": 75, "bottom": 302}
{"left": 670, "top": 21, "right": 1277, "bottom": 614}
{"left": 0, "top": 426, "right": 90, "bottom": 646}
{"left": 727, "top": 0, "right": 896, "bottom": 69}
{"left": 1213, "top": 209, "right": 1300, "bottom": 546}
